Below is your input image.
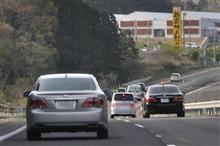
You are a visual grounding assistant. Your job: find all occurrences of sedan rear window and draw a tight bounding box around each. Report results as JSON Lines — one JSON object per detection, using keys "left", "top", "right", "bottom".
{"left": 114, "top": 94, "right": 134, "bottom": 101}
{"left": 149, "top": 86, "right": 180, "bottom": 94}
{"left": 37, "top": 78, "right": 96, "bottom": 91}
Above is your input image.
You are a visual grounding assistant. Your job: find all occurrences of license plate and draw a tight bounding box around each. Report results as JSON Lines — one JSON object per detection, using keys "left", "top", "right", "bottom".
{"left": 55, "top": 101, "right": 76, "bottom": 110}
{"left": 161, "top": 98, "right": 169, "bottom": 103}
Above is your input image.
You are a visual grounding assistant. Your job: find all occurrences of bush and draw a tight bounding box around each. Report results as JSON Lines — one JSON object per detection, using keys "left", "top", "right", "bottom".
{"left": 188, "top": 49, "right": 199, "bottom": 61}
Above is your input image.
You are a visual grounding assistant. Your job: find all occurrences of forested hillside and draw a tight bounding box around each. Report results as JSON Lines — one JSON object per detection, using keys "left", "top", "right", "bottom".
{"left": 0, "top": 0, "right": 137, "bottom": 103}
{"left": 0, "top": 0, "right": 203, "bottom": 104}
{"left": 83, "top": 0, "right": 220, "bottom": 13}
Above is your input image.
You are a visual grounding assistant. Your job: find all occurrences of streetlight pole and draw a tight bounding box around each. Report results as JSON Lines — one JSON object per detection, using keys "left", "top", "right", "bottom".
{"left": 182, "top": 13, "right": 186, "bottom": 48}
{"left": 147, "top": 21, "right": 150, "bottom": 49}
{"left": 134, "top": 19, "right": 137, "bottom": 42}
{"left": 189, "top": 18, "right": 192, "bottom": 49}
{"left": 213, "top": 27, "right": 217, "bottom": 64}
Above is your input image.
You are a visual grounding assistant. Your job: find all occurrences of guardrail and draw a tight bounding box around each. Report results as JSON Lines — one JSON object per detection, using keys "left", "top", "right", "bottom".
{"left": 0, "top": 103, "right": 25, "bottom": 118}
{"left": 185, "top": 100, "right": 220, "bottom": 116}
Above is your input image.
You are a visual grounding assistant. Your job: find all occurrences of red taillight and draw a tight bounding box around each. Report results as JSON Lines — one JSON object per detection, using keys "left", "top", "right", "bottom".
{"left": 173, "top": 96, "right": 184, "bottom": 102}
{"left": 31, "top": 98, "right": 49, "bottom": 109}
{"left": 144, "top": 96, "right": 157, "bottom": 103}
{"left": 82, "top": 98, "right": 104, "bottom": 108}
{"left": 129, "top": 103, "right": 135, "bottom": 108}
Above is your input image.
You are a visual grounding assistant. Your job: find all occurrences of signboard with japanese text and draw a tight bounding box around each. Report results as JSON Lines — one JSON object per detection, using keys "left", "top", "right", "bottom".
{"left": 172, "top": 7, "right": 182, "bottom": 47}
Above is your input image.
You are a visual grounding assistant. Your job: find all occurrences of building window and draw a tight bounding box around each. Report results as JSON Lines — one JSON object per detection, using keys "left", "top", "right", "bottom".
{"left": 154, "top": 29, "right": 165, "bottom": 37}
{"left": 215, "top": 22, "right": 220, "bottom": 28}
{"left": 167, "top": 29, "right": 173, "bottom": 35}
{"left": 137, "top": 29, "right": 152, "bottom": 35}
{"left": 120, "top": 21, "right": 134, "bottom": 27}
{"left": 137, "top": 21, "right": 152, "bottom": 27}
{"left": 184, "top": 28, "right": 199, "bottom": 34}
{"left": 167, "top": 20, "right": 173, "bottom": 26}
{"left": 184, "top": 20, "right": 199, "bottom": 26}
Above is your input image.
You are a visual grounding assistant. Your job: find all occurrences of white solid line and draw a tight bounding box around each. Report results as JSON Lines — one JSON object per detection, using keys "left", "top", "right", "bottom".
{"left": 123, "top": 119, "right": 130, "bottom": 123}
{"left": 167, "top": 145, "right": 176, "bottom": 146}
{"left": 0, "top": 125, "right": 26, "bottom": 142}
{"left": 134, "top": 124, "right": 144, "bottom": 128}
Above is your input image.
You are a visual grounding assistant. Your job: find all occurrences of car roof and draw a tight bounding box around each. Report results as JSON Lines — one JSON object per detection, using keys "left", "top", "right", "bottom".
{"left": 118, "top": 87, "right": 126, "bottom": 89}
{"left": 127, "top": 84, "right": 141, "bottom": 87}
{"left": 39, "top": 73, "right": 94, "bottom": 80}
{"left": 171, "top": 73, "right": 180, "bottom": 75}
{"left": 149, "top": 84, "right": 179, "bottom": 88}
{"left": 114, "top": 92, "right": 132, "bottom": 94}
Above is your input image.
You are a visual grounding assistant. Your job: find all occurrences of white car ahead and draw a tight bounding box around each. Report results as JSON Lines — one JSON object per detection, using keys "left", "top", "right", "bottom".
{"left": 110, "top": 93, "right": 136, "bottom": 118}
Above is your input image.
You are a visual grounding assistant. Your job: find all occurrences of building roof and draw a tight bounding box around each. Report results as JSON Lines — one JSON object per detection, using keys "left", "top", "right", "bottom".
{"left": 114, "top": 11, "right": 220, "bottom": 21}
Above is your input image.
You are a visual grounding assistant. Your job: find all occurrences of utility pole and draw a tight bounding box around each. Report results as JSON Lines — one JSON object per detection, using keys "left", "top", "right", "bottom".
{"left": 134, "top": 19, "right": 137, "bottom": 42}
{"left": 182, "top": 13, "right": 186, "bottom": 48}
{"left": 182, "top": 0, "right": 187, "bottom": 48}
{"left": 189, "top": 18, "right": 192, "bottom": 49}
{"left": 213, "top": 27, "right": 217, "bottom": 65}
{"left": 147, "top": 21, "right": 150, "bottom": 49}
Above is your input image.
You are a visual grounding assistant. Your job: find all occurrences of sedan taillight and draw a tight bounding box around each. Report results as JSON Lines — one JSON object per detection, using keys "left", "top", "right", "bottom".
{"left": 144, "top": 96, "right": 157, "bottom": 103}
{"left": 82, "top": 98, "right": 104, "bottom": 108}
{"left": 173, "top": 96, "right": 184, "bottom": 102}
{"left": 31, "top": 98, "right": 49, "bottom": 109}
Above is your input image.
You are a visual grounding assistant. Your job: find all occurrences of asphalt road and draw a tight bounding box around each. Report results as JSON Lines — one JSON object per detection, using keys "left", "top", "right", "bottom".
{"left": 1, "top": 117, "right": 219, "bottom": 146}
{"left": 1, "top": 67, "right": 220, "bottom": 146}
{"left": 167, "top": 67, "right": 220, "bottom": 103}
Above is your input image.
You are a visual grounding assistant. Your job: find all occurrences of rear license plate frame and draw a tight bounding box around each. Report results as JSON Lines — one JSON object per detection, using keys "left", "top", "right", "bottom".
{"left": 160, "top": 98, "right": 169, "bottom": 103}
{"left": 55, "top": 100, "right": 76, "bottom": 110}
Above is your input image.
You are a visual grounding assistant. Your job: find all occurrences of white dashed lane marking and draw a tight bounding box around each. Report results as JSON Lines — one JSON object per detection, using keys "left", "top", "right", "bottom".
{"left": 123, "top": 119, "right": 130, "bottom": 123}
{"left": 134, "top": 124, "right": 144, "bottom": 128}
{"left": 155, "top": 134, "right": 163, "bottom": 138}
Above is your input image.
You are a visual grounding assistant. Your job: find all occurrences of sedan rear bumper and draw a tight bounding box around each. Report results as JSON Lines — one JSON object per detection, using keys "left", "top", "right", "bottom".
{"left": 27, "top": 108, "right": 108, "bottom": 131}
{"left": 144, "top": 103, "right": 184, "bottom": 114}
{"left": 29, "top": 122, "right": 105, "bottom": 133}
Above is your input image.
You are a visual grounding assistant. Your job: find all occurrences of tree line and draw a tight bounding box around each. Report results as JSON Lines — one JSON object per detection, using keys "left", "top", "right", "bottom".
{"left": 0, "top": 0, "right": 138, "bottom": 104}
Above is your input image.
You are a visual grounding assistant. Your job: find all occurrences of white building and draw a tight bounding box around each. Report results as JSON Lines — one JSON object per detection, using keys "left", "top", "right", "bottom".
{"left": 114, "top": 11, "right": 220, "bottom": 39}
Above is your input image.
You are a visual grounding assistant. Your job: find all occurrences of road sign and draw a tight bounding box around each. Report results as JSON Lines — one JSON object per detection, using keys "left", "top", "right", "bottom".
{"left": 173, "top": 7, "right": 182, "bottom": 47}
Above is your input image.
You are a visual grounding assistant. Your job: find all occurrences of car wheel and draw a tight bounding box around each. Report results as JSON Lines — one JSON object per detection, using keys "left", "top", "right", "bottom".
{"left": 110, "top": 115, "right": 114, "bottom": 119}
{"left": 131, "top": 114, "right": 136, "bottom": 118}
{"left": 27, "top": 130, "right": 41, "bottom": 140}
{"left": 177, "top": 111, "right": 185, "bottom": 117}
{"left": 97, "top": 128, "right": 108, "bottom": 139}
{"left": 143, "top": 113, "right": 150, "bottom": 118}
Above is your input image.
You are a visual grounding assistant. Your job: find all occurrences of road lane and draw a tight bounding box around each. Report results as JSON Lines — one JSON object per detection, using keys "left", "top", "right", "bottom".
{"left": 128, "top": 117, "right": 220, "bottom": 146}
{"left": 0, "top": 119, "right": 25, "bottom": 137}
{"left": 1, "top": 117, "right": 219, "bottom": 146}
{"left": 1, "top": 119, "right": 163, "bottom": 146}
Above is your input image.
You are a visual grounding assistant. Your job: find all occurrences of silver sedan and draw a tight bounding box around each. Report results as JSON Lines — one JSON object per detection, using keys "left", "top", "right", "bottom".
{"left": 24, "top": 74, "right": 108, "bottom": 140}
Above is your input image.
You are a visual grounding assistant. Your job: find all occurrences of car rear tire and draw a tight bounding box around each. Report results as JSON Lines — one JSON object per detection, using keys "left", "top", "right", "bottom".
{"left": 27, "top": 130, "right": 41, "bottom": 140}
{"left": 177, "top": 111, "right": 185, "bottom": 117}
{"left": 97, "top": 128, "right": 108, "bottom": 139}
{"left": 110, "top": 115, "right": 114, "bottom": 119}
{"left": 131, "top": 114, "right": 136, "bottom": 118}
{"left": 143, "top": 113, "right": 150, "bottom": 118}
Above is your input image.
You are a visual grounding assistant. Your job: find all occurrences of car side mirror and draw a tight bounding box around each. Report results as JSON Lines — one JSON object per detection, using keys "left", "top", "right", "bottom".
{"left": 23, "top": 91, "right": 31, "bottom": 97}
{"left": 182, "top": 91, "right": 186, "bottom": 96}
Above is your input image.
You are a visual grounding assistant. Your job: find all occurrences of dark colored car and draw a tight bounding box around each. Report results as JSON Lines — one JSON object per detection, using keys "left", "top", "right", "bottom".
{"left": 142, "top": 84, "right": 185, "bottom": 118}
{"left": 24, "top": 74, "right": 108, "bottom": 140}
